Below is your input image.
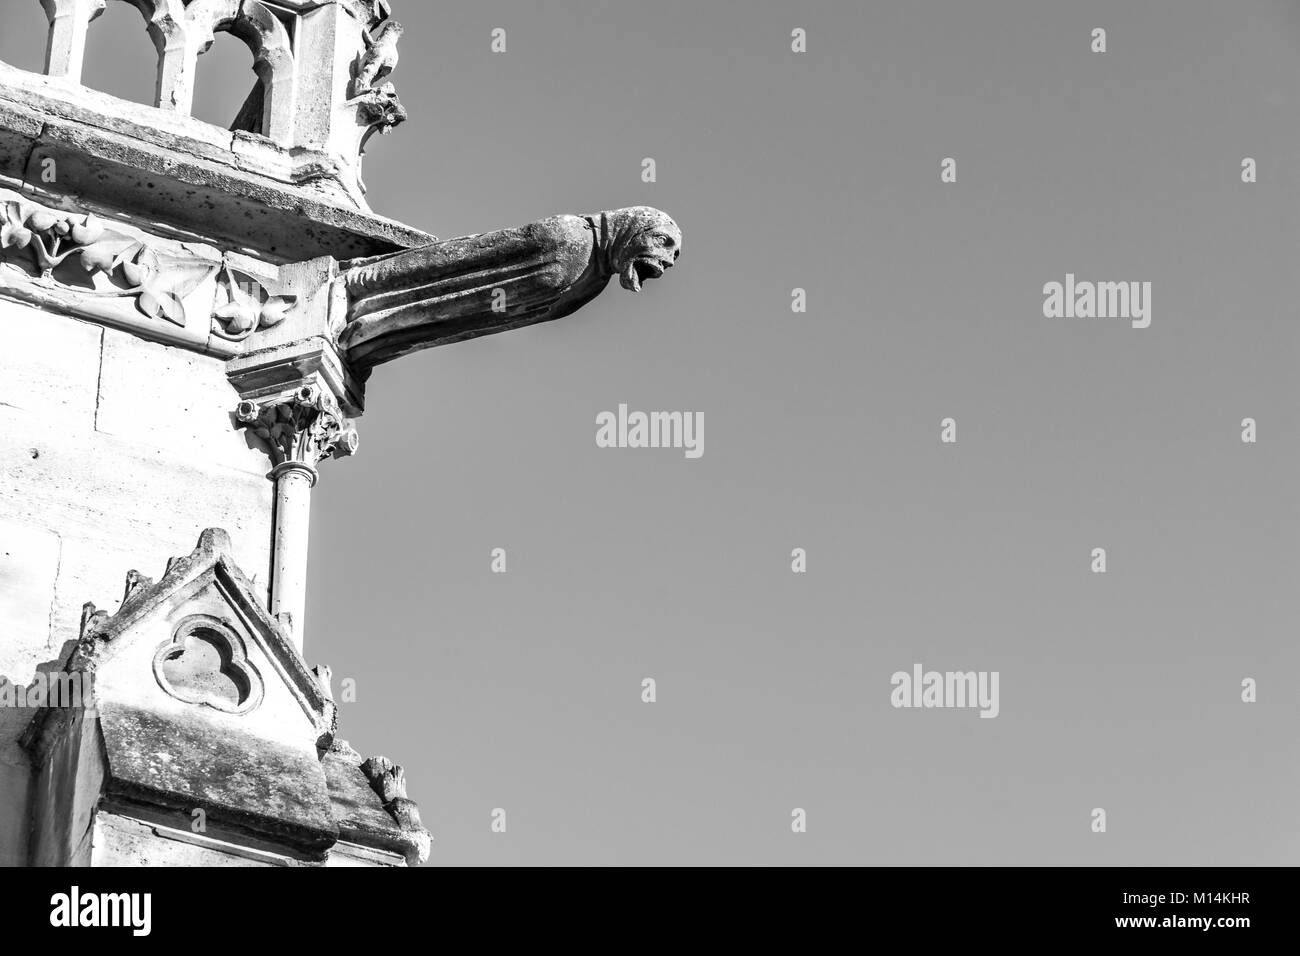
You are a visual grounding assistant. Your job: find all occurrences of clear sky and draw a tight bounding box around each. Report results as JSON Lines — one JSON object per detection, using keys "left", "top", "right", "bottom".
{"left": 4, "top": 0, "right": 1298, "bottom": 866}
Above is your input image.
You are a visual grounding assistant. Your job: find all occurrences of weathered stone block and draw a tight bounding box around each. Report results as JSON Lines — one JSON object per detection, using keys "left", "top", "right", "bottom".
{"left": 0, "top": 405, "right": 275, "bottom": 673}
{"left": 0, "top": 99, "right": 41, "bottom": 178}
{"left": 0, "top": 736, "right": 31, "bottom": 867}
{"left": 95, "top": 328, "right": 268, "bottom": 475}
{"left": 92, "top": 813, "right": 285, "bottom": 866}
{"left": 0, "top": 301, "right": 100, "bottom": 427}
{"left": 0, "top": 518, "right": 61, "bottom": 680}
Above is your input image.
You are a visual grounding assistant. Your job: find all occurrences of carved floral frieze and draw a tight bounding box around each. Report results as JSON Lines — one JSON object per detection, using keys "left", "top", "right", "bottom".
{"left": 0, "top": 198, "right": 216, "bottom": 328}
{"left": 211, "top": 265, "right": 298, "bottom": 341}
{"left": 0, "top": 191, "right": 316, "bottom": 352}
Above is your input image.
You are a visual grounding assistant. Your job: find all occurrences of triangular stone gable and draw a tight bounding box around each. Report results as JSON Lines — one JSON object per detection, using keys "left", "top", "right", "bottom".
{"left": 71, "top": 527, "right": 335, "bottom": 742}
{"left": 20, "top": 527, "right": 430, "bottom": 865}
{"left": 24, "top": 528, "right": 340, "bottom": 857}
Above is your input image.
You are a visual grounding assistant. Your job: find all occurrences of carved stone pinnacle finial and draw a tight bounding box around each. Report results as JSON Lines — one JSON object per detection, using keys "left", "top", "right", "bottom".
{"left": 361, "top": 755, "right": 431, "bottom": 859}
{"left": 122, "top": 570, "right": 153, "bottom": 604}
{"left": 79, "top": 602, "right": 107, "bottom": 640}
{"left": 313, "top": 664, "right": 334, "bottom": 700}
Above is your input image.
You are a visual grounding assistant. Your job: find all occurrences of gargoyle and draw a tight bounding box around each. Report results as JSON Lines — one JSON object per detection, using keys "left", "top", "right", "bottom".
{"left": 361, "top": 755, "right": 427, "bottom": 834}
{"left": 339, "top": 206, "right": 682, "bottom": 369}
{"left": 350, "top": 21, "right": 404, "bottom": 99}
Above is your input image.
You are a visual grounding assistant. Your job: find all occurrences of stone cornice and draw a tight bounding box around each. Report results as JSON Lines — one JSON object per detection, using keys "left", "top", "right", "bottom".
{"left": 0, "top": 186, "right": 353, "bottom": 362}
{"left": 257, "top": 0, "right": 394, "bottom": 29}
{"left": 0, "top": 63, "right": 434, "bottom": 262}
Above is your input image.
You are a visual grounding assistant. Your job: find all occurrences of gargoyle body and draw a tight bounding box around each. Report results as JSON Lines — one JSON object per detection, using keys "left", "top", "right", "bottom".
{"left": 351, "top": 20, "right": 404, "bottom": 98}
{"left": 339, "top": 206, "right": 681, "bottom": 369}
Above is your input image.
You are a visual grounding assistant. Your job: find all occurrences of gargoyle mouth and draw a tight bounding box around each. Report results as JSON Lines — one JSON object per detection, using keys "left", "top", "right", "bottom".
{"left": 622, "top": 256, "right": 670, "bottom": 292}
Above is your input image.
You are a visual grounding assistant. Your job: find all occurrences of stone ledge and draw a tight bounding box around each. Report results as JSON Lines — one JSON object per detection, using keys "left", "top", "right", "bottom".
{"left": 0, "top": 68, "right": 435, "bottom": 262}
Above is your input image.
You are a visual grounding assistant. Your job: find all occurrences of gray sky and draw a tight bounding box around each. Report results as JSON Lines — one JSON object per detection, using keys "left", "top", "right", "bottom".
{"left": 5, "top": 0, "right": 1298, "bottom": 865}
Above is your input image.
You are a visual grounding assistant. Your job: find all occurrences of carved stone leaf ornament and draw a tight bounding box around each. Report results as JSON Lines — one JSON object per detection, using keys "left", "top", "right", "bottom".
{"left": 235, "top": 385, "right": 359, "bottom": 468}
{"left": 0, "top": 201, "right": 110, "bottom": 277}
{"left": 0, "top": 201, "right": 34, "bottom": 251}
{"left": 0, "top": 198, "right": 216, "bottom": 328}
{"left": 212, "top": 265, "right": 298, "bottom": 341}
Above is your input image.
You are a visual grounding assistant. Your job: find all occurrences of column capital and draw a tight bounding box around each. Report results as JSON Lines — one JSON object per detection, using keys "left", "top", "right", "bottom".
{"left": 235, "top": 383, "right": 358, "bottom": 472}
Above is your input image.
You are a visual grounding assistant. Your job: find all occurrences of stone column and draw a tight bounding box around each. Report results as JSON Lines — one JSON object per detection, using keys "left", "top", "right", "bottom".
{"left": 40, "top": 0, "right": 105, "bottom": 83}
{"left": 155, "top": 28, "right": 193, "bottom": 113}
{"left": 269, "top": 459, "right": 317, "bottom": 644}
{"left": 235, "top": 384, "right": 358, "bottom": 650}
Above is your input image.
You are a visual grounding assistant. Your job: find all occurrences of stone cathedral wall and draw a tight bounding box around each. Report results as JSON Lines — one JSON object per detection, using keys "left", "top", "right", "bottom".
{"left": 0, "top": 296, "right": 276, "bottom": 865}
{"left": 0, "top": 0, "right": 519, "bottom": 868}
{"left": 0, "top": 0, "right": 425, "bottom": 866}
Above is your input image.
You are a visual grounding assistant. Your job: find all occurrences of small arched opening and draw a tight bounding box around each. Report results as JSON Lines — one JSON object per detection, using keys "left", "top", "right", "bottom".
{"left": 82, "top": 1, "right": 160, "bottom": 107}
{"left": 0, "top": 0, "right": 53, "bottom": 75}
{"left": 191, "top": 28, "right": 265, "bottom": 133}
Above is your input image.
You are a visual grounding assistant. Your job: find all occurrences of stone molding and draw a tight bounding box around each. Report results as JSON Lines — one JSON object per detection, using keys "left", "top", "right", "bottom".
{"left": 0, "top": 186, "right": 329, "bottom": 355}
{"left": 152, "top": 612, "right": 265, "bottom": 716}
{"left": 0, "top": 64, "right": 436, "bottom": 256}
{"left": 0, "top": 191, "right": 217, "bottom": 328}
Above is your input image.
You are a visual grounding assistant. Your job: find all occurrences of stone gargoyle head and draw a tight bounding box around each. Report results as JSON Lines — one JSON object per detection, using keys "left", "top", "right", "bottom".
{"left": 600, "top": 206, "right": 682, "bottom": 292}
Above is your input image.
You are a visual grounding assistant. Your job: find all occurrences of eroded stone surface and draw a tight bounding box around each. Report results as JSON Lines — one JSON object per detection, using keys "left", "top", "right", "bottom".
{"left": 1, "top": 0, "right": 684, "bottom": 870}
{"left": 0, "top": 519, "right": 61, "bottom": 681}
{"left": 0, "top": 298, "right": 101, "bottom": 423}
{"left": 340, "top": 206, "right": 682, "bottom": 368}
{"left": 17, "top": 1, "right": 416, "bottom": 209}
{"left": 20, "top": 529, "right": 430, "bottom": 865}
